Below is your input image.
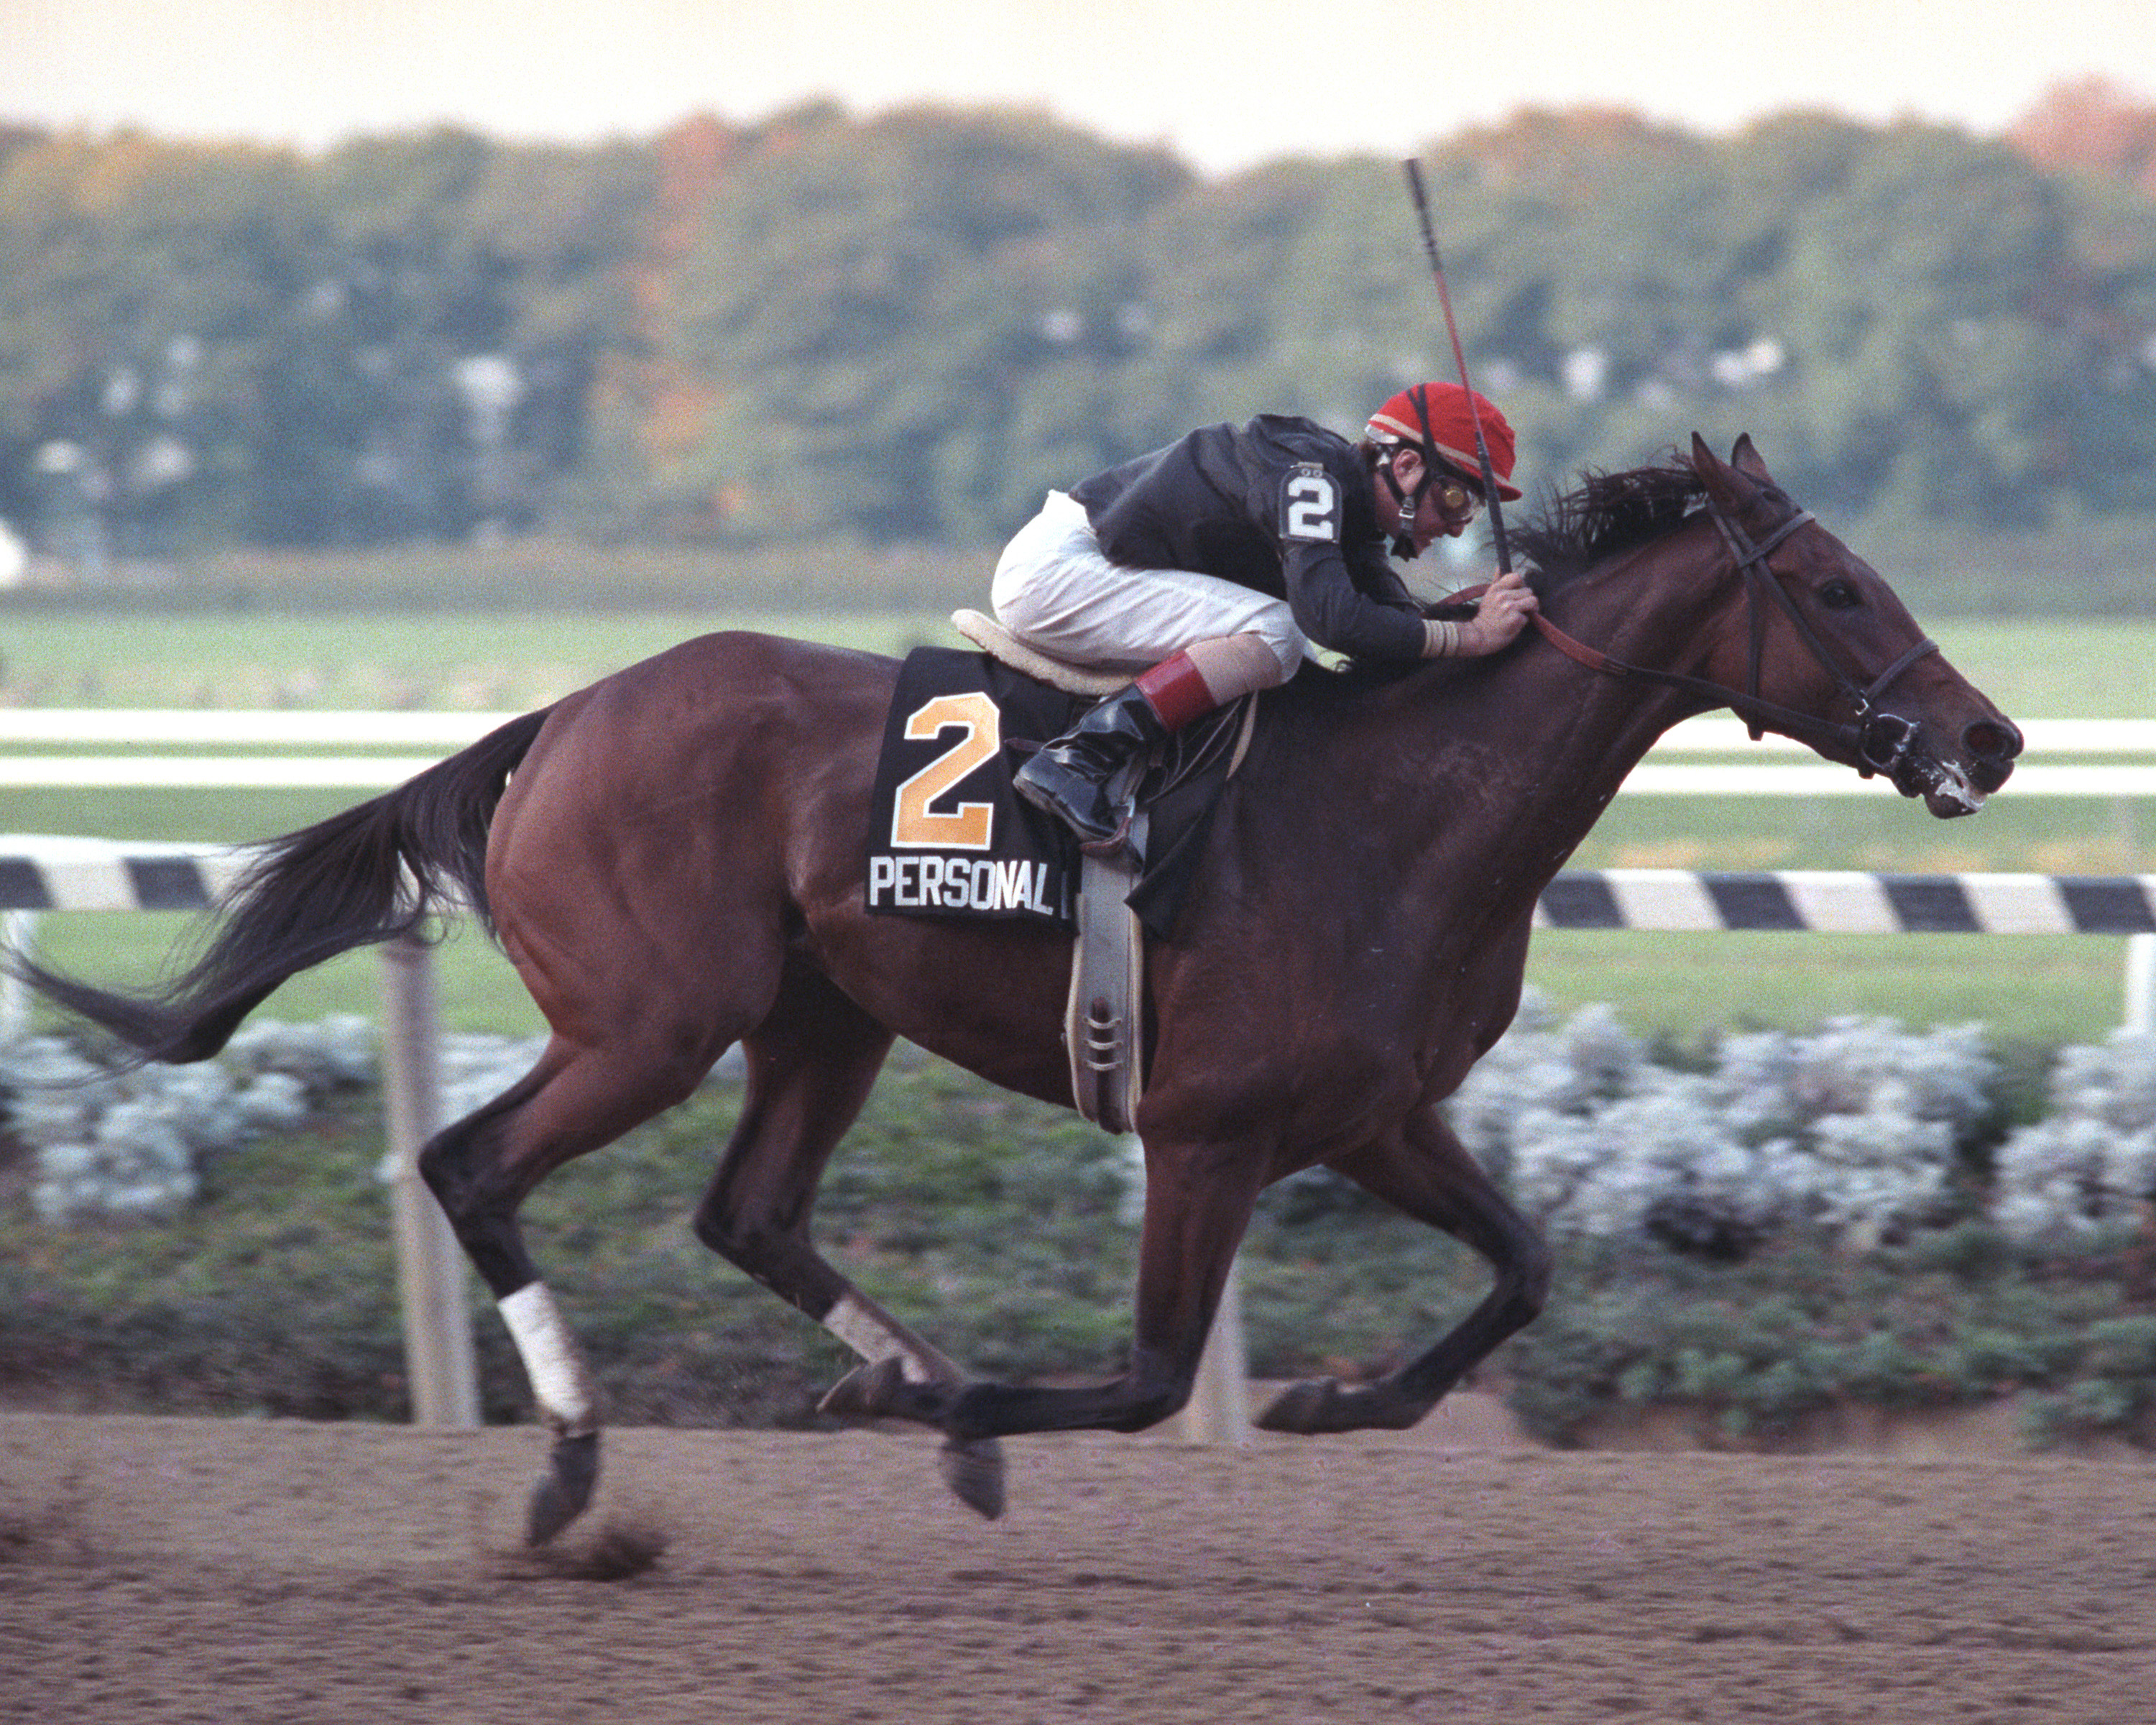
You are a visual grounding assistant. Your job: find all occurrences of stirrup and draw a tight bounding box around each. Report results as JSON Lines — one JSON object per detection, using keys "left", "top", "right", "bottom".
{"left": 1078, "top": 812, "right": 1139, "bottom": 860}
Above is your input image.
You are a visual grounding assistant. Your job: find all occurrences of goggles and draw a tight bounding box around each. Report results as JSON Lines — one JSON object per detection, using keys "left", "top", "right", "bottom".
{"left": 1432, "top": 472, "right": 1483, "bottom": 520}
{"left": 1381, "top": 447, "right": 1483, "bottom": 521}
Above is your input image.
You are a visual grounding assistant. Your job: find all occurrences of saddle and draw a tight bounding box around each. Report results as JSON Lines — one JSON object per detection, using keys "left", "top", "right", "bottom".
{"left": 948, "top": 609, "right": 1131, "bottom": 698}
{"left": 947, "top": 610, "right": 1256, "bottom": 1135}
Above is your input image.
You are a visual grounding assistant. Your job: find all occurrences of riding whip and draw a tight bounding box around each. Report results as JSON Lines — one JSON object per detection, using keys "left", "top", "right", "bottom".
{"left": 1401, "top": 157, "right": 1513, "bottom": 576}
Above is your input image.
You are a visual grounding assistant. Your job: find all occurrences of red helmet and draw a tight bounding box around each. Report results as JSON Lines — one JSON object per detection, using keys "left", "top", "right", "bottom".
{"left": 1365, "top": 382, "right": 1522, "bottom": 501}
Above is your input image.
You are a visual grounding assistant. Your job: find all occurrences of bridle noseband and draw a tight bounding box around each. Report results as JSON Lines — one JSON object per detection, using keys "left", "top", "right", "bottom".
{"left": 1528, "top": 492, "right": 1939, "bottom": 778}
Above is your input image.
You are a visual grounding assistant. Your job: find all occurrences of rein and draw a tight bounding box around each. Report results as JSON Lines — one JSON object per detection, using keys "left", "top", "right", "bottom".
{"left": 1518, "top": 496, "right": 1938, "bottom": 778}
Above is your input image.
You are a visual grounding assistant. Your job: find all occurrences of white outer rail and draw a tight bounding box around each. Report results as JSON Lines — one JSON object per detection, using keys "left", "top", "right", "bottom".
{"left": 2, "top": 710, "right": 2152, "bottom": 750}
{"left": 8, "top": 758, "right": 2155, "bottom": 794}
{"left": 3, "top": 710, "right": 2151, "bottom": 794}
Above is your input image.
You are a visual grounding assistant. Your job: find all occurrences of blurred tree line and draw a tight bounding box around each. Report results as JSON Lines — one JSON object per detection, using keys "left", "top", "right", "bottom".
{"left": 3, "top": 83, "right": 2155, "bottom": 569}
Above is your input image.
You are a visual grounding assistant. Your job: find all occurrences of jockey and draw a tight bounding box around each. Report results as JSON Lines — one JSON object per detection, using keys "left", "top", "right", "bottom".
{"left": 993, "top": 381, "right": 1540, "bottom": 844}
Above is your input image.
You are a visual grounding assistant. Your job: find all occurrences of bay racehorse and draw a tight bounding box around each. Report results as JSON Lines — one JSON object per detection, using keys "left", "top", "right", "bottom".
{"left": 12, "top": 436, "right": 2021, "bottom": 1540}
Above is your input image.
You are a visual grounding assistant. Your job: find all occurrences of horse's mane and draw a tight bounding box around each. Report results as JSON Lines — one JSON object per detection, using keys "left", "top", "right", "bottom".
{"left": 1509, "top": 454, "right": 1710, "bottom": 592}
{"left": 1311, "top": 453, "right": 1714, "bottom": 692}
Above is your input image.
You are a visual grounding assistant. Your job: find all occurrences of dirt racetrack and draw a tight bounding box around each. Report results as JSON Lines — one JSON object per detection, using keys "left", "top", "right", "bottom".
{"left": 1, "top": 1409, "right": 2152, "bottom": 1724}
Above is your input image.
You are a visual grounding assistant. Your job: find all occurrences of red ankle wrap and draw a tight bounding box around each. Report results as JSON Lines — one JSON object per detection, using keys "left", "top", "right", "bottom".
{"left": 1133, "top": 653, "right": 1218, "bottom": 730}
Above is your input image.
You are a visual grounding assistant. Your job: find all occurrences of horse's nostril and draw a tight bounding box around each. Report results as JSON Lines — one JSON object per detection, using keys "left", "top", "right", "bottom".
{"left": 1965, "top": 720, "right": 2020, "bottom": 760}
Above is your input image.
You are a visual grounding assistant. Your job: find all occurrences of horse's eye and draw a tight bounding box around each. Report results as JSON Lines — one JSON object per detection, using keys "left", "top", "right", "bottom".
{"left": 1818, "top": 579, "right": 1861, "bottom": 610}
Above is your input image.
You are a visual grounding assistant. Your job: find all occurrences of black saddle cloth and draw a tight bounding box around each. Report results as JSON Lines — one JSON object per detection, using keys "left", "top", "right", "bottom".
{"left": 865, "top": 648, "right": 1244, "bottom": 941}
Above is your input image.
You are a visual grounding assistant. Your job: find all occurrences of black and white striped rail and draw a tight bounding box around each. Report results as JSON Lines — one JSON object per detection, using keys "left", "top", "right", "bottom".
{"left": 0, "top": 837, "right": 242, "bottom": 911}
{"left": 1534, "top": 869, "right": 2156, "bottom": 937}
{"left": 5, "top": 837, "right": 2154, "bottom": 936}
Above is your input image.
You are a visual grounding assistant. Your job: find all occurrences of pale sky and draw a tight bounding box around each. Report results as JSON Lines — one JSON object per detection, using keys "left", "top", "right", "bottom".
{"left": 4, "top": 0, "right": 2154, "bottom": 175}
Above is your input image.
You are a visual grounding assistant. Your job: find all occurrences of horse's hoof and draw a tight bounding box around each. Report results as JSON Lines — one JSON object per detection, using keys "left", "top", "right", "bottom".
{"left": 818, "top": 1354, "right": 910, "bottom": 1421}
{"left": 1258, "top": 1378, "right": 1424, "bottom": 1435}
{"left": 1256, "top": 1377, "right": 1352, "bottom": 1435}
{"left": 939, "top": 1436, "right": 1006, "bottom": 1520}
{"left": 526, "top": 1430, "right": 600, "bottom": 1546}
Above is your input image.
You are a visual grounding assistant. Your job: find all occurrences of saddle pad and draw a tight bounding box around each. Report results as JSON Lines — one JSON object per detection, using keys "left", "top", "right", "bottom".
{"left": 865, "top": 647, "right": 1252, "bottom": 939}
{"left": 865, "top": 649, "right": 1082, "bottom": 927}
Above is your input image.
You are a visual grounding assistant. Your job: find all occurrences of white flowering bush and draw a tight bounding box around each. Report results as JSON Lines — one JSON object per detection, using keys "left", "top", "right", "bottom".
{"left": 439, "top": 1033, "right": 552, "bottom": 1123}
{"left": 1497, "top": 1081, "right": 1772, "bottom": 1247}
{"left": 222, "top": 1016, "right": 378, "bottom": 1092}
{"left": 1991, "top": 1032, "right": 2156, "bottom": 1246}
{"left": 3, "top": 1016, "right": 382, "bottom": 1224}
{"left": 1447, "top": 992, "right": 1999, "bottom": 1249}
{"left": 9, "top": 988, "right": 2152, "bottom": 1261}
{"left": 4, "top": 1018, "right": 746, "bottom": 1227}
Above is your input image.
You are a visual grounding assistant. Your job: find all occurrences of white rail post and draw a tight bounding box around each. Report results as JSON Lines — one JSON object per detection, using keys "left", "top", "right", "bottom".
{"left": 1, "top": 910, "right": 35, "bottom": 1041}
{"left": 377, "top": 932, "right": 480, "bottom": 1428}
{"left": 1180, "top": 1254, "right": 1252, "bottom": 1446}
{"left": 2128, "top": 934, "right": 2156, "bottom": 1036}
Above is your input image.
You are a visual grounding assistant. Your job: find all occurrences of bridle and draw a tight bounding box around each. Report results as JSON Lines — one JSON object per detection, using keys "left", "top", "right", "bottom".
{"left": 1391, "top": 162, "right": 1933, "bottom": 775}
{"left": 1523, "top": 493, "right": 1940, "bottom": 779}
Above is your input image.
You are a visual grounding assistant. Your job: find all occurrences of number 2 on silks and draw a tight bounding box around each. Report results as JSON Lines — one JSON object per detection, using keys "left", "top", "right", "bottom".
{"left": 1281, "top": 464, "right": 1339, "bottom": 542}
{"left": 891, "top": 691, "right": 999, "bottom": 850}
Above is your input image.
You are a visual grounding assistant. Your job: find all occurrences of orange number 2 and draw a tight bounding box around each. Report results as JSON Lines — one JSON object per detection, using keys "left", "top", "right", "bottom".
{"left": 890, "top": 691, "right": 1000, "bottom": 850}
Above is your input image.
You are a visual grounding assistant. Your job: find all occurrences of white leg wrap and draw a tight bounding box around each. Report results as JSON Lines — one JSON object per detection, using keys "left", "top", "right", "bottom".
{"left": 499, "top": 1282, "right": 599, "bottom": 1435}
{"left": 822, "top": 1294, "right": 934, "bottom": 1384}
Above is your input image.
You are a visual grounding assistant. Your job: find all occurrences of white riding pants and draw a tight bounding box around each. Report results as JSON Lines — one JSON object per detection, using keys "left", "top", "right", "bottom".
{"left": 990, "top": 492, "right": 1307, "bottom": 679}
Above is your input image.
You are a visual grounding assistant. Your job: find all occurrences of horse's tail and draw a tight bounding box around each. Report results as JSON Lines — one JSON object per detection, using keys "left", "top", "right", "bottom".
{"left": 8, "top": 706, "right": 556, "bottom": 1065}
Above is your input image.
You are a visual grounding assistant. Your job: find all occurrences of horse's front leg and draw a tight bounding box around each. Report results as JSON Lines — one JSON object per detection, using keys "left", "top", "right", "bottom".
{"left": 1259, "top": 1108, "right": 1552, "bottom": 1435}
{"left": 833, "top": 1136, "right": 1266, "bottom": 1443}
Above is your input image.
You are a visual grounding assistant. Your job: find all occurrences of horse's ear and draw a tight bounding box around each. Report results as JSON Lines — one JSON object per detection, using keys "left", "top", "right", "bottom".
{"left": 1729, "top": 433, "right": 1774, "bottom": 483}
{"left": 1690, "top": 431, "right": 1749, "bottom": 511}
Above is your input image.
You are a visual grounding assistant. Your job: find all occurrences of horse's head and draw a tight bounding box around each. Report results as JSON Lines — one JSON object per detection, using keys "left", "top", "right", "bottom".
{"left": 1689, "top": 433, "right": 2022, "bottom": 818}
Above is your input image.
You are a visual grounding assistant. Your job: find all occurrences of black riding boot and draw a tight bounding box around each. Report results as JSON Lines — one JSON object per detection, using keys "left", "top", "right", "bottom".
{"left": 1014, "top": 684, "right": 1169, "bottom": 845}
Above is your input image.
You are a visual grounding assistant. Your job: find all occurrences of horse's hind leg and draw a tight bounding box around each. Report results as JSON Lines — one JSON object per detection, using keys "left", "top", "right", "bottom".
{"left": 690, "top": 965, "right": 1008, "bottom": 1519}
{"left": 1258, "top": 1108, "right": 1552, "bottom": 1434}
{"left": 420, "top": 1029, "right": 721, "bottom": 1542}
